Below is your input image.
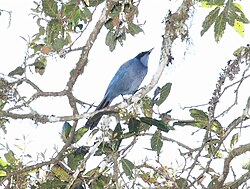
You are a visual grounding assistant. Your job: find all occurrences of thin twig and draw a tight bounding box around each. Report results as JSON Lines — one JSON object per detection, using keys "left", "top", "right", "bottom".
{"left": 0, "top": 9, "right": 12, "bottom": 28}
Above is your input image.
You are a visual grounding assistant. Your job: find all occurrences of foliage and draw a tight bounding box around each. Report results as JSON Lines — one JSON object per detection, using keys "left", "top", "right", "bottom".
{"left": 200, "top": 0, "right": 249, "bottom": 41}
{"left": 105, "top": 1, "right": 143, "bottom": 51}
{"left": 0, "top": 0, "right": 250, "bottom": 188}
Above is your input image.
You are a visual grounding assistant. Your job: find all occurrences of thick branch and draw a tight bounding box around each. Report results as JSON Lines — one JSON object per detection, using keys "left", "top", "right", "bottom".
{"left": 217, "top": 143, "right": 250, "bottom": 188}
{"left": 223, "top": 170, "right": 250, "bottom": 189}
{"left": 66, "top": 0, "right": 116, "bottom": 91}
{"left": 134, "top": 0, "right": 193, "bottom": 100}
{"left": 0, "top": 105, "right": 117, "bottom": 123}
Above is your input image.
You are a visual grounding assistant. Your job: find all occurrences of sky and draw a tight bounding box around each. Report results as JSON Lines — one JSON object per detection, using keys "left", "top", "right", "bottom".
{"left": 1, "top": 0, "right": 250, "bottom": 187}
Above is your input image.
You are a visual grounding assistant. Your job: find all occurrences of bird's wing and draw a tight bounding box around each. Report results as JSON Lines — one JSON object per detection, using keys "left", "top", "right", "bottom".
{"left": 104, "top": 60, "right": 132, "bottom": 96}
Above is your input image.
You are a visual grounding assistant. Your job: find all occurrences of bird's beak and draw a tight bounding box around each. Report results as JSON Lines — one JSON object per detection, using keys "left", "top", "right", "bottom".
{"left": 148, "top": 48, "right": 154, "bottom": 53}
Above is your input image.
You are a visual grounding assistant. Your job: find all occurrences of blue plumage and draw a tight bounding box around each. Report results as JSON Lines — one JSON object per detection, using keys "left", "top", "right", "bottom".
{"left": 85, "top": 48, "right": 153, "bottom": 129}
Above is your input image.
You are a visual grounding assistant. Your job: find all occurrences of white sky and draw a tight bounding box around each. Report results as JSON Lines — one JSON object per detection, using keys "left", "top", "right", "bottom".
{"left": 1, "top": 0, "right": 250, "bottom": 187}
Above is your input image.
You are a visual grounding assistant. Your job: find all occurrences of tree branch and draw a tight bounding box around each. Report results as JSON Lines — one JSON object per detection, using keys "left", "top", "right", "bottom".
{"left": 0, "top": 9, "right": 12, "bottom": 28}
{"left": 217, "top": 143, "right": 250, "bottom": 188}
{"left": 0, "top": 121, "right": 79, "bottom": 185}
{"left": 66, "top": 0, "right": 117, "bottom": 91}
{"left": 65, "top": 137, "right": 104, "bottom": 189}
{"left": 133, "top": 0, "right": 194, "bottom": 101}
{"left": 223, "top": 170, "right": 250, "bottom": 189}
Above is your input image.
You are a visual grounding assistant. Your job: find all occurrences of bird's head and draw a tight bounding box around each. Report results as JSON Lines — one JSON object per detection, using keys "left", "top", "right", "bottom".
{"left": 135, "top": 48, "right": 153, "bottom": 67}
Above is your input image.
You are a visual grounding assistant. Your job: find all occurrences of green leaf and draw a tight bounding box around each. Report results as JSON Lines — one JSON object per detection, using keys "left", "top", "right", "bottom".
{"left": 67, "top": 154, "right": 78, "bottom": 170}
{"left": 113, "top": 139, "right": 122, "bottom": 152}
{"left": 0, "top": 158, "right": 7, "bottom": 167}
{"left": 40, "top": 178, "right": 67, "bottom": 189}
{"left": 0, "top": 170, "right": 6, "bottom": 176}
{"left": 124, "top": 4, "right": 139, "bottom": 18}
{"left": 31, "top": 43, "right": 44, "bottom": 53}
{"left": 90, "top": 175, "right": 110, "bottom": 189}
{"left": 230, "top": 133, "right": 239, "bottom": 148}
{"left": 105, "top": 31, "right": 116, "bottom": 51}
{"left": 139, "top": 172, "right": 157, "bottom": 184}
{"left": 63, "top": 3, "right": 78, "bottom": 18}
{"left": 174, "top": 118, "right": 223, "bottom": 135}
{"left": 126, "top": 117, "right": 150, "bottom": 137}
{"left": 183, "top": 120, "right": 204, "bottom": 129}
{"left": 72, "top": 8, "right": 81, "bottom": 25}
{"left": 61, "top": 122, "right": 72, "bottom": 143}
{"left": 233, "top": 46, "right": 248, "bottom": 57}
{"left": 84, "top": 0, "right": 105, "bottom": 7}
{"left": 94, "top": 142, "right": 113, "bottom": 156}
{"left": 73, "top": 127, "right": 88, "bottom": 143}
{"left": 34, "top": 56, "right": 47, "bottom": 75}
{"left": 39, "top": 26, "right": 45, "bottom": 35}
{"left": 51, "top": 164, "right": 71, "bottom": 182}
{"left": 150, "top": 130, "right": 163, "bottom": 155}
{"left": 233, "top": 3, "right": 250, "bottom": 24}
{"left": 127, "top": 22, "right": 143, "bottom": 36}
{"left": 210, "top": 119, "right": 223, "bottom": 134}
{"left": 0, "top": 118, "right": 8, "bottom": 134}
{"left": 112, "top": 123, "right": 123, "bottom": 151}
{"left": 65, "top": 32, "right": 72, "bottom": 44}
{"left": 117, "top": 31, "right": 126, "bottom": 46}
{"left": 225, "top": 0, "right": 240, "bottom": 26}
{"left": 112, "top": 123, "right": 122, "bottom": 139}
{"left": 242, "top": 158, "right": 250, "bottom": 170}
{"left": 68, "top": 146, "right": 89, "bottom": 170}
{"left": 201, "top": 7, "right": 220, "bottom": 36}
{"left": 82, "top": 7, "right": 92, "bottom": 22}
{"left": 110, "top": 4, "right": 121, "bottom": 18}
{"left": 233, "top": 20, "right": 245, "bottom": 36}
{"left": 0, "top": 101, "right": 6, "bottom": 110}
{"left": 42, "top": 0, "right": 58, "bottom": 17}
{"left": 190, "top": 109, "right": 208, "bottom": 121}
{"left": 121, "top": 158, "right": 134, "bottom": 178}
{"left": 128, "top": 118, "right": 140, "bottom": 133}
{"left": 46, "top": 19, "right": 62, "bottom": 45}
{"left": 8, "top": 66, "right": 25, "bottom": 77}
{"left": 53, "top": 38, "right": 66, "bottom": 51}
{"left": 214, "top": 11, "right": 226, "bottom": 42}
{"left": 226, "top": 2, "right": 249, "bottom": 27}
{"left": 4, "top": 150, "right": 17, "bottom": 165}
{"left": 140, "top": 117, "right": 171, "bottom": 133}
{"left": 199, "top": 0, "right": 225, "bottom": 7}
{"left": 142, "top": 96, "right": 153, "bottom": 117}
{"left": 74, "top": 146, "right": 89, "bottom": 157}
{"left": 207, "top": 177, "right": 218, "bottom": 188}
{"left": 176, "top": 177, "right": 189, "bottom": 189}
{"left": 105, "top": 19, "right": 114, "bottom": 30}
{"left": 85, "top": 167, "right": 100, "bottom": 177}
{"left": 229, "top": 2, "right": 250, "bottom": 37}
{"left": 156, "top": 83, "right": 172, "bottom": 106}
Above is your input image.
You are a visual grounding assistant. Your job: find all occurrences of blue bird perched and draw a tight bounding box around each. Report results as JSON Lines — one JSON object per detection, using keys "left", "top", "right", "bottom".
{"left": 85, "top": 48, "right": 153, "bottom": 129}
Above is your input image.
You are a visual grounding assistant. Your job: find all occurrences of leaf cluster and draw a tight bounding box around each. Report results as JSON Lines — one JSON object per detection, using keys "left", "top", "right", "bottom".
{"left": 28, "top": 0, "right": 99, "bottom": 74}
{"left": 200, "top": 0, "right": 249, "bottom": 42}
{"left": 15, "top": 82, "right": 172, "bottom": 188}
{"left": 1, "top": 0, "right": 250, "bottom": 188}
{"left": 105, "top": 1, "right": 143, "bottom": 51}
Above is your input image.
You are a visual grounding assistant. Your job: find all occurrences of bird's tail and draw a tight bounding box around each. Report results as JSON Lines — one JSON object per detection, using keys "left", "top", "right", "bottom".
{"left": 95, "top": 96, "right": 111, "bottom": 111}
{"left": 85, "top": 96, "right": 111, "bottom": 130}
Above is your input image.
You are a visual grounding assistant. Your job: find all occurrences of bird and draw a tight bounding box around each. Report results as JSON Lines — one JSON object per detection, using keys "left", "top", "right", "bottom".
{"left": 85, "top": 48, "right": 153, "bottom": 130}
